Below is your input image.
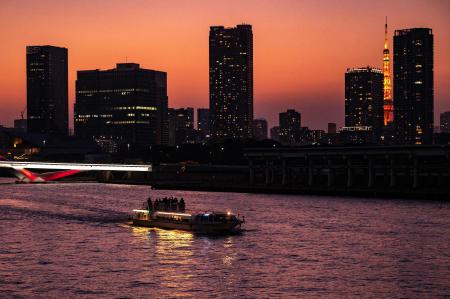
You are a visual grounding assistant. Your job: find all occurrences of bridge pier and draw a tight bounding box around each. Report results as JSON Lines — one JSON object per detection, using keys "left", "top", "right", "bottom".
{"left": 389, "top": 157, "right": 396, "bottom": 188}
{"left": 249, "top": 159, "right": 254, "bottom": 185}
{"left": 307, "top": 158, "right": 313, "bottom": 187}
{"left": 105, "top": 171, "right": 113, "bottom": 181}
{"left": 413, "top": 157, "right": 419, "bottom": 189}
{"left": 281, "top": 159, "right": 287, "bottom": 185}
{"left": 327, "top": 159, "right": 334, "bottom": 187}
{"left": 346, "top": 158, "right": 353, "bottom": 188}
{"left": 368, "top": 158, "right": 374, "bottom": 187}
{"left": 270, "top": 162, "right": 275, "bottom": 184}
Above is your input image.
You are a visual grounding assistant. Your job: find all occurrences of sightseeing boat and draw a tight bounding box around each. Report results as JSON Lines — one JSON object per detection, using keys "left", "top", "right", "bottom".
{"left": 131, "top": 209, "right": 244, "bottom": 234}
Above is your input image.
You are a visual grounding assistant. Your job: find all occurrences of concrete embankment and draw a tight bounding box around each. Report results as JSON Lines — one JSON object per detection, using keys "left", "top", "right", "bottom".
{"left": 97, "top": 162, "right": 450, "bottom": 200}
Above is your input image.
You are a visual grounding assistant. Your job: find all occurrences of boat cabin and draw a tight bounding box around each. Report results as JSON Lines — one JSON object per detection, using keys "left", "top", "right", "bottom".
{"left": 133, "top": 209, "right": 150, "bottom": 221}
{"left": 154, "top": 211, "right": 192, "bottom": 223}
{"left": 194, "top": 212, "right": 238, "bottom": 223}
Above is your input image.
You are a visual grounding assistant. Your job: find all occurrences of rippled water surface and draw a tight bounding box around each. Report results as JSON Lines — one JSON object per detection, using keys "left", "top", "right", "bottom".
{"left": 0, "top": 178, "right": 449, "bottom": 298}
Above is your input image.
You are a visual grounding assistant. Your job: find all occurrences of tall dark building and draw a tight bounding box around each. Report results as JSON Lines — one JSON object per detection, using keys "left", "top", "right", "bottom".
{"left": 345, "top": 67, "right": 384, "bottom": 143}
{"left": 209, "top": 24, "right": 253, "bottom": 139}
{"left": 394, "top": 28, "right": 434, "bottom": 145}
{"left": 253, "top": 118, "right": 268, "bottom": 140}
{"left": 441, "top": 111, "right": 450, "bottom": 133}
{"left": 279, "top": 109, "right": 301, "bottom": 145}
{"left": 26, "top": 45, "right": 68, "bottom": 135}
{"left": 197, "top": 108, "right": 210, "bottom": 140}
{"left": 74, "top": 63, "right": 168, "bottom": 152}
{"left": 168, "top": 107, "right": 195, "bottom": 146}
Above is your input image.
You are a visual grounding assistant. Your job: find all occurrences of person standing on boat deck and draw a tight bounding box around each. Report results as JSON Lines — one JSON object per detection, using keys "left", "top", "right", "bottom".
{"left": 164, "top": 198, "right": 168, "bottom": 211}
{"left": 179, "top": 198, "right": 185, "bottom": 212}
{"left": 174, "top": 198, "right": 179, "bottom": 211}
{"left": 147, "top": 197, "right": 153, "bottom": 212}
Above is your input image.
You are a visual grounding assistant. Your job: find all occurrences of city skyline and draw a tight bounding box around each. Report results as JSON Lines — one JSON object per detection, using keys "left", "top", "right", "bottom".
{"left": 0, "top": 0, "right": 449, "bottom": 130}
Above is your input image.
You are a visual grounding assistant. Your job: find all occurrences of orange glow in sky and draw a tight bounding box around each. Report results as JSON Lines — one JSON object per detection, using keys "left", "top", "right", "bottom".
{"left": 0, "top": 0, "right": 449, "bottom": 130}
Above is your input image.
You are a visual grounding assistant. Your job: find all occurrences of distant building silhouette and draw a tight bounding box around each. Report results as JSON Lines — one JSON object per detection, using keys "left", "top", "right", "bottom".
{"left": 394, "top": 28, "right": 434, "bottom": 145}
{"left": 279, "top": 109, "right": 301, "bottom": 145}
{"left": 209, "top": 24, "right": 253, "bottom": 139}
{"left": 345, "top": 67, "right": 384, "bottom": 143}
{"left": 14, "top": 119, "right": 27, "bottom": 132}
{"left": 270, "top": 126, "right": 280, "bottom": 142}
{"left": 74, "top": 63, "right": 168, "bottom": 152}
{"left": 197, "top": 108, "right": 210, "bottom": 141}
{"left": 327, "top": 123, "right": 337, "bottom": 134}
{"left": 26, "top": 45, "right": 68, "bottom": 136}
{"left": 168, "top": 107, "right": 195, "bottom": 146}
{"left": 253, "top": 118, "right": 268, "bottom": 140}
{"left": 441, "top": 111, "right": 450, "bottom": 133}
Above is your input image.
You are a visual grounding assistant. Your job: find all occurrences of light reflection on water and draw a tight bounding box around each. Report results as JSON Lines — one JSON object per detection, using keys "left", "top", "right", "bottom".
{"left": 0, "top": 180, "right": 449, "bottom": 297}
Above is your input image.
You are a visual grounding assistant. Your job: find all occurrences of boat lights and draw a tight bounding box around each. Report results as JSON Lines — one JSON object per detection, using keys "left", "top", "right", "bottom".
{"left": 156, "top": 211, "right": 192, "bottom": 217}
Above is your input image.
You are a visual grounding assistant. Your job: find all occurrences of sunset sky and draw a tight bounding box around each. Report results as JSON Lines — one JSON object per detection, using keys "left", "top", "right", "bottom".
{"left": 0, "top": 0, "right": 449, "bottom": 130}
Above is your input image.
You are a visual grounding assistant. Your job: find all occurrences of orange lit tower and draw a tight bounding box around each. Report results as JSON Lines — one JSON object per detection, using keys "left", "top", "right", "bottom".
{"left": 383, "top": 18, "right": 393, "bottom": 125}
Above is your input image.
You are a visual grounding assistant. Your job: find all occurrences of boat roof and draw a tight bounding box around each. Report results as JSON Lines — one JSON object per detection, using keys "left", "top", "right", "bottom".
{"left": 133, "top": 209, "right": 150, "bottom": 213}
{"left": 133, "top": 209, "right": 236, "bottom": 216}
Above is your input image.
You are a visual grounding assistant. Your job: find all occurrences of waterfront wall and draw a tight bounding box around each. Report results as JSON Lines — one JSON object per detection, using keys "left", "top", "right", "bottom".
{"left": 98, "top": 145, "right": 449, "bottom": 199}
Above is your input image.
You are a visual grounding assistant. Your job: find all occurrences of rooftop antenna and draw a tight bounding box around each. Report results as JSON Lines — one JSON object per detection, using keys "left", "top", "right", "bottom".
{"left": 384, "top": 16, "right": 388, "bottom": 49}
{"left": 20, "top": 106, "right": 26, "bottom": 119}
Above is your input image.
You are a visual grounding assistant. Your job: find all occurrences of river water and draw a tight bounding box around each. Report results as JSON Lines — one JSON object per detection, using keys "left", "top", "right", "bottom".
{"left": 0, "top": 178, "right": 449, "bottom": 298}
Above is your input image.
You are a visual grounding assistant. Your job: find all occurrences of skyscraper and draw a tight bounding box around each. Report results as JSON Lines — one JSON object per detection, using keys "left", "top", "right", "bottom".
{"left": 209, "top": 24, "right": 253, "bottom": 139}
{"left": 74, "top": 63, "right": 168, "bottom": 152}
{"left": 394, "top": 28, "right": 434, "bottom": 145}
{"left": 383, "top": 18, "right": 393, "bottom": 125}
{"left": 26, "top": 45, "right": 68, "bottom": 135}
{"left": 279, "top": 109, "right": 301, "bottom": 145}
{"left": 345, "top": 67, "right": 384, "bottom": 142}
{"left": 253, "top": 118, "right": 268, "bottom": 140}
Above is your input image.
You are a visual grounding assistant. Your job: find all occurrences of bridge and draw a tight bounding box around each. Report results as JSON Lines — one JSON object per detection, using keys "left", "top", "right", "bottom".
{"left": 244, "top": 145, "right": 450, "bottom": 198}
{"left": 0, "top": 160, "right": 152, "bottom": 183}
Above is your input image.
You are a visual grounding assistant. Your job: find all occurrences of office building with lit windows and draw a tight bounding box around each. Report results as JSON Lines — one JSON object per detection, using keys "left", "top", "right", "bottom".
{"left": 344, "top": 67, "right": 384, "bottom": 143}
{"left": 168, "top": 107, "right": 195, "bottom": 146}
{"left": 74, "top": 63, "right": 168, "bottom": 151}
{"left": 279, "top": 109, "right": 301, "bottom": 145}
{"left": 394, "top": 28, "right": 434, "bottom": 145}
{"left": 209, "top": 24, "right": 253, "bottom": 139}
{"left": 26, "top": 45, "right": 68, "bottom": 135}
